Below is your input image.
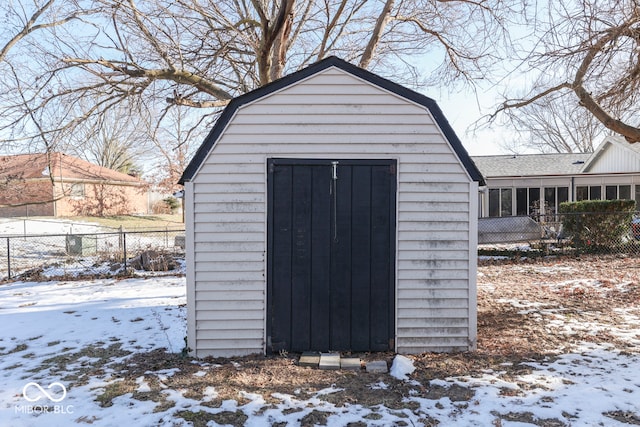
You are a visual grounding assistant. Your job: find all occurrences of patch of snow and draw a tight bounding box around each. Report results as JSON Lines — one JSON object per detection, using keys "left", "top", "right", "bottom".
{"left": 1, "top": 270, "right": 640, "bottom": 426}
{"left": 369, "top": 381, "right": 388, "bottom": 390}
{"left": 390, "top": 355, "right": 415, "bottom": 381}
{"left": 314, "top": 386, "right": 344, "bottom": 396}
{"left": 202, "top": 386, "right": 217, "bottom": 402}
{"left": 0, "top": 218, "right": 107, "bottom": 236}
{"left": 136, "top": 376, "right": 151, "bottom": 393}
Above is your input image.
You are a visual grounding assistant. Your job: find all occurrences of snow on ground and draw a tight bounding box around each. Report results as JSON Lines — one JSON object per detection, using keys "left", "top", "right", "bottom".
{"left": 1, "top": 234, "right": 639, "bottom": 427}
{"left": 0, "top": 276, "right": 186, "bottom": 427}
{"left": 0, "top": 273, "right": 639, "bottom": 426}
{"left": 0, "top": 218, "right": 109, "bottom": 236}
{"left": 0, "top": 218, "right": 184, "bottom": 281}
{"left": 389, "top": 355, "right": 415, "bottom": 381}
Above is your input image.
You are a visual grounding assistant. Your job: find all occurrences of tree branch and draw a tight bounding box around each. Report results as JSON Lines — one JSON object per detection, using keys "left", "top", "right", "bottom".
{"left": 573, "top": 25, "right": 640, "bottom": 143}
{"left": 0, "top": 0, "right": 83, "bottom": 63}
{"left": 62, "top": 57, "right": 234, "bottom": 101}
{"left": 359, "top": 0, "right": 395, "bottom": 69}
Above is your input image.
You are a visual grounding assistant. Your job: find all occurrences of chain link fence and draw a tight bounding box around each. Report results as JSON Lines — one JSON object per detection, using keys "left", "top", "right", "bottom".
{"left": 4, "top": 212, "right": 639, "bottom": 280}
{"left": 1, "top": 228, "right": 185, "bottom": 281}
{"left": 479, "top": 212, "right": 640, "bottom": 256}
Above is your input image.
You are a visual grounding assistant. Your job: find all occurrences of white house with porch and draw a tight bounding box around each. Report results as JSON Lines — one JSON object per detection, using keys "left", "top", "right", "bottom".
{"left": 473, "top": 136, "right": 640, "bottom": 219}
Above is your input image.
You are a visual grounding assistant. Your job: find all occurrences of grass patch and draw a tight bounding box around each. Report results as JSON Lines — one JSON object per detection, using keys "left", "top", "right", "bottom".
{"left": 176, "top": 410, "right": 220, "bottom": 427}
{"left": 95, "top": 380, "right": 136, "bottom": 407}
{"left": 29, "top": 343, "right": 132, "bottom": 385}
{"left": 211, "top": 411, "right": 248, "bottom": 427}
{"left": 5, "top": 363, "right": 23, "bottom": 369}
{"left": 3, "top": 343, "right": 28, "bottom": 355}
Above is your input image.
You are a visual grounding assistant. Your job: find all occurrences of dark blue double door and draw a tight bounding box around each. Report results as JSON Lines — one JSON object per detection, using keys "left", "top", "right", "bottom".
{"left": 267, "top": 159, "right": 396, "bottom": 353}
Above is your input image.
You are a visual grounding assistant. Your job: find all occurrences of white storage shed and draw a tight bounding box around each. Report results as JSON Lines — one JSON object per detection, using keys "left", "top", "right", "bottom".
{"left": 179, "top": 57, "right": 485, "bottom": 358}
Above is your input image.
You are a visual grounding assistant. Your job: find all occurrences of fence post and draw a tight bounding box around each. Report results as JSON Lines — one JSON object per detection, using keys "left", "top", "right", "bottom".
{"left": 123, "top": 231, "right": 127, "bottom": 270}
{"left": 6, "top": 237, "right": 10, "bottom": 280}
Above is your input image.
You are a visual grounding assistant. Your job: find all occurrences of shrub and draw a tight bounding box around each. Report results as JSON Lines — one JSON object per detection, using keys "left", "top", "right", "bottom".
{"left": 559, "top": 200, "right": 636, "bottom": 251}
{"left": 152, "top": 196, "right": 181, "bottom": 214}
{"left": 163, "top": 196, "right": 180, "bottom": 213}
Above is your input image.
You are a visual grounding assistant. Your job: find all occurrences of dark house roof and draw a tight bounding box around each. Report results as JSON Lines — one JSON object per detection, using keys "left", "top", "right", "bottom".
{"left": 471, "top": 153, "right": 593, "bottom": 178}
{"left": 179, "top": 56, "right": 485, "bottom": 185}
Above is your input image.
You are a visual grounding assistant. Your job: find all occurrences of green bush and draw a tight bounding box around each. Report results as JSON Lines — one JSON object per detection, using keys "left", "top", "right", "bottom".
{"left": 559, "top": 200, "right": 636, "bottom": 251}
{"left": 162, "top": 196, "right": 180, "bottom": 213}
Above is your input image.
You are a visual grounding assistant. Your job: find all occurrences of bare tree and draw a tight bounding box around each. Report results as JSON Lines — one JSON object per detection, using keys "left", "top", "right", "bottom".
{"left": 0, "top": 0, "right": 521, "bottom": 158}
{"left": 499, "top": 92, "right": 613, "bottom": 154}
{"left": 495, "top": 0, "right": 640, "bottom": 144}
{"left": 143, "top": 107, "right": 200, "bottom": 195}
{"left": 67, "top": 105, "right": 148, "bottom": 175}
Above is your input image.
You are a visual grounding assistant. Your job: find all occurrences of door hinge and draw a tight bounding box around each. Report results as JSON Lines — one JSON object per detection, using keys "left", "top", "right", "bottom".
{"left": 389, "top": 163, "right": 396, "bottom": 175}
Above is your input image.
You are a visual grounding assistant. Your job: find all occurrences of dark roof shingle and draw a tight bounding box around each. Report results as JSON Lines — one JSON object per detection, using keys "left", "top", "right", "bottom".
{"left": 471, "top": 153, "right": 593, "bottom": 178}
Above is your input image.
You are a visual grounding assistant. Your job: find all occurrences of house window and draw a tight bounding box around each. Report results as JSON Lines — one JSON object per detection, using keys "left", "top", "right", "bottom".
{"left": 620, "top": 185, "right": 631, "bottom": 200}
{"left": 488, "top": 188, "right": 513, "bottom": 217}
{"left": 529, "top": 187, "right": 540, "bottom": 215}
{"left": 545, "top": 187, "right": 557, "bottom": 213}
{"left": 515, "top": 187, "right": 541, "bottom": 216}
{"left": 558, "top": 187, "right": 569, "bottom": 203}
{"left": 636, "top": 185, "right": 640, "bottom": 210}
{"left": 543, "top": 187, "right": 568, "bottom": 220}
{"left": 576, "top": 185, "right": 602, "bottom": 201}
{"left": 516, "top": 188, "right": 527, "bottom": 215}
{"left": 489, "top": 189, "right": 500, "bottom": 217}
{"left": 69, "top": 183, "right": 85, "bottom": 198}
{"left": 501, "top": 188, "right": 512, "bottom": 217}
{"left": 576, "top": 186, "right": 589, "bottom": 201}
{"left": 606, "top": 185, "right": 631, "bottom": 200}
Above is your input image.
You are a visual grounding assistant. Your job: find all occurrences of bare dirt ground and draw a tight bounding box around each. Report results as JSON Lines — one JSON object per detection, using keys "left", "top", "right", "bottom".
{"left": 96, "top": 255, "right": 640, "bottom": 426}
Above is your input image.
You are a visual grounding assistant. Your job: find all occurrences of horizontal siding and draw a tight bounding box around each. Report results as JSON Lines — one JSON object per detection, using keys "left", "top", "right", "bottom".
{"left": 197, "top": 310, "right": 263, "bottom": 321}
{"left": 399, "top": 308, "right": 470, "bottom": 318}
{"left": 232, "top": 112, "right": 429, "bottom": 125}
{"left": 195, "top": 339, "right": 264, "bottom": 358}
{"left": 189, "top": 66, "right": 475, "bottom": 357}
{"left": 241, "top": 103, "right": 425, "bottom": 116}
{"left": 397, "top": 289, "right": 468, "bottom": 299}
{"left": 211, "top": 141, "right": 459, "bottom": 154}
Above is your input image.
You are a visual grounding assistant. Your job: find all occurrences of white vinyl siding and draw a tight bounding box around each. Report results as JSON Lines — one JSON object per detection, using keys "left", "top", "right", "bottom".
{"left": 187, "top": 67, "right": 476, "bottom": 357}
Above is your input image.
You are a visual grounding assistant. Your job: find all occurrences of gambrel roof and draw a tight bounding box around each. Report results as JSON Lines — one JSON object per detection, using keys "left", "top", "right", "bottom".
{"left": 179, "top": 56, "right": 484, "bottom": 185}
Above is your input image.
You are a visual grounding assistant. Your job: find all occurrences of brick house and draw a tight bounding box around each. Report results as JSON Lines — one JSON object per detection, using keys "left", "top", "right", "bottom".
{"left": 0, "top": 152, "right": 148, "bottom": 217}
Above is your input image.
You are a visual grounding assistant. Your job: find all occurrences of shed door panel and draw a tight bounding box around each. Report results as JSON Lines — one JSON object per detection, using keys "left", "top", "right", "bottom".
{"left": 268, "top": 159, "right": 396, "bottom": 353}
